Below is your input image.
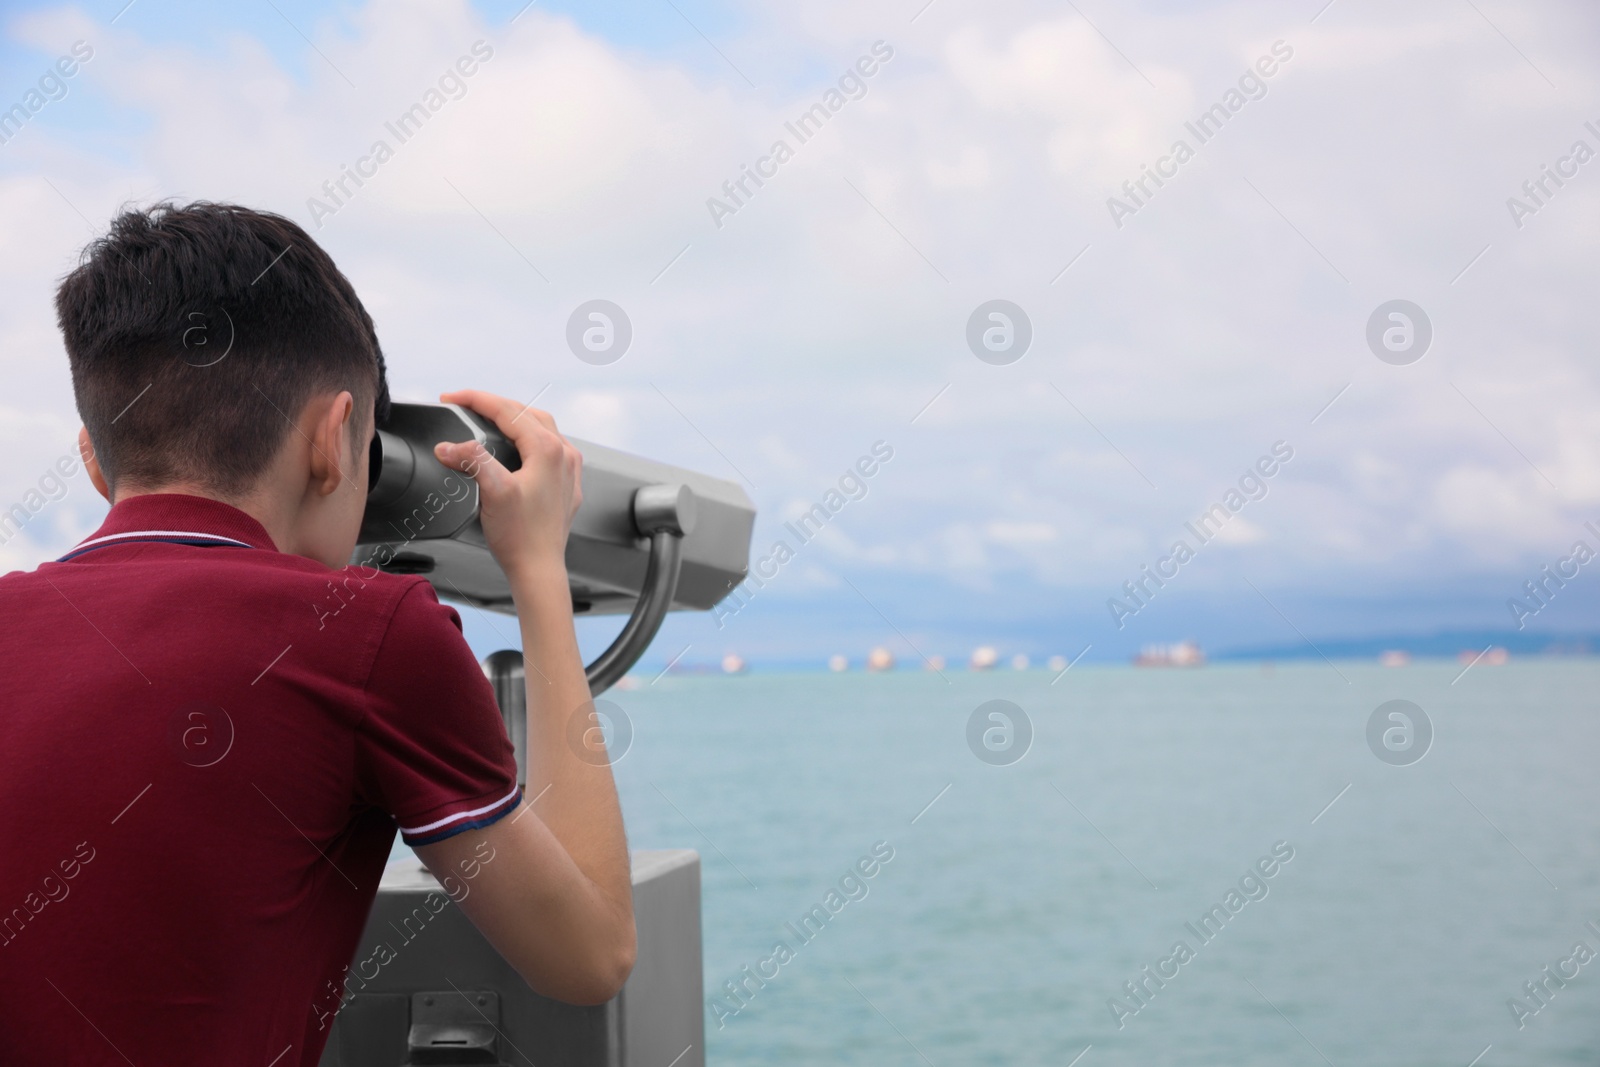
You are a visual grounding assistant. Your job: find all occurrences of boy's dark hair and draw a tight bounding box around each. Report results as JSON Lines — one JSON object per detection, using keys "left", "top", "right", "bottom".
{"left": 56, "top": 201, "right": 390, "bottom": 496}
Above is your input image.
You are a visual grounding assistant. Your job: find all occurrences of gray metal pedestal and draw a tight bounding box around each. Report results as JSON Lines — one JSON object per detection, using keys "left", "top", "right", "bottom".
{"left": 318, "top": 849, "right": 704, "bottom": 1067}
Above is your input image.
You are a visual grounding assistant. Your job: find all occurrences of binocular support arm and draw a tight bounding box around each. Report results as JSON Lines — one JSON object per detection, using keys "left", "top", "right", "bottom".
{"left": 488, "top": 486, "right": 696, "bottom": 782}
{"left": 583, "top": 529, "right": 684, "bottom": 695}
{"left": 582, "top": 483, "right": 696, "bottom": 694}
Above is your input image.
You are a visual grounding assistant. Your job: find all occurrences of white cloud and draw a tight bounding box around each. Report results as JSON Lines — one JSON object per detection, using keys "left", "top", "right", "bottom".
{"left": 2, "top": 0, "right": 1598, "bottom": 639}
{"left": 562, "top": 389, "right": 634, "bottom": 451}
{"left": 984, "top": 519, "right": 1056, "bottom": 545}
{"left": 1209, "top": 515, "right": 1266, "bottom": 546}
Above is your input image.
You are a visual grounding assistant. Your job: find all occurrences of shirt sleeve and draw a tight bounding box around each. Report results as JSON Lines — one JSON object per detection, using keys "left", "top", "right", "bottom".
{"left": 355, "top": 580, "right": 521, "bottom": 846}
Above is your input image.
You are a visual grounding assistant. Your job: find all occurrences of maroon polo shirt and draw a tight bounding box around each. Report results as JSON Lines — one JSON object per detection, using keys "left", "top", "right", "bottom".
{"left": 0, "top": 493, "right": 520, "bottom": 1065}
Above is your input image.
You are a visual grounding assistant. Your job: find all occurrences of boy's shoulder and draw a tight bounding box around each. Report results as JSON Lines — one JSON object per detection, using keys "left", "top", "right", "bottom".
{"left": 231, "top": 555, "right": 477, "bottom": 684}
{"left": 289, "top": 558, "right": 461, "bottom": 638}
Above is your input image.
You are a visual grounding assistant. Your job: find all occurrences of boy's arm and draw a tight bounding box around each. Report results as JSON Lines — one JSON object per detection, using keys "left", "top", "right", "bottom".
{"left": 413, "top": 390, "right": 635, "bottom": 1006}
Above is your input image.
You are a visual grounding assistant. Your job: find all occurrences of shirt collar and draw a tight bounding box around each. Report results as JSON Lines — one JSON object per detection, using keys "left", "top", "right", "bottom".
{"left": 65, "top": 493, "right": 280, "bottom": 560}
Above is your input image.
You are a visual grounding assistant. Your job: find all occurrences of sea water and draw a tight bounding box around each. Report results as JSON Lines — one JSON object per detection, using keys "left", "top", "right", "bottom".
{"left": 599, "top": 659, "right": 1600, "bottom": 1065}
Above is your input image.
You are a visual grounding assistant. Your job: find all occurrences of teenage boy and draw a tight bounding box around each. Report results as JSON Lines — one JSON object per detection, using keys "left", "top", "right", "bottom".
{"left": 0, "top": 202, "right": 634, "bottom": 1065}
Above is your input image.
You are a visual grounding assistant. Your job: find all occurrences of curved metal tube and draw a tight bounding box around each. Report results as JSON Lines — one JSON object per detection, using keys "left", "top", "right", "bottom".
{"left": 483, "top": 484, "right": 693, "bottom": 710}
{"left": 584, "top": 529, "right": 685, "bottom": 695}
{"left": 485, "top": 530, "right": 683, "bottom": 785}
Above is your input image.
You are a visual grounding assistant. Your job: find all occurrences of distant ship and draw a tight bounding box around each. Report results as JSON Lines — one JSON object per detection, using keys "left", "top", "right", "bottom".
{"left": 721, "top": 653, "right": 747, "bottom": 674}
{"left": 970, "top": 646, "right": 999, "bottom": 670}
{"left": 1379, "top": 650, "right": 1411, "bottom": 668}
{"left": 828, "top": 654, "right": 849, "bottom": 673}
{"left": 1133, "top": 641, "right": 1205, "bottom": 668}
{"left": 1459, "top": 646, "right": 1509, "bottom": 666}
{"left": 867, "top": 647, "right": 895, "bottom": 672}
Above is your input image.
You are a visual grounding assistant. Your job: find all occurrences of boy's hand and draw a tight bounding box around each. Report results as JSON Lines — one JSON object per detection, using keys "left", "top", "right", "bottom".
{"left": 433, "top": 390, "right": 583, "bottom": 581}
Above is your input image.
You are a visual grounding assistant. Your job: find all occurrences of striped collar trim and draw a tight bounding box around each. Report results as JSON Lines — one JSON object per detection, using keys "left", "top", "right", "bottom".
{"left": 68, "top": 494, "right": 279, "bottom": 558}
{"left": 59, "top": 529, "right": 256, "bottom": 562}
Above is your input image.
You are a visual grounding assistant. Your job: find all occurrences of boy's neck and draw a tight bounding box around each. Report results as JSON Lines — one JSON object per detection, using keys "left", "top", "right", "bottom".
{"left": 113, "top": 484, "right": 290, "bottom": 553}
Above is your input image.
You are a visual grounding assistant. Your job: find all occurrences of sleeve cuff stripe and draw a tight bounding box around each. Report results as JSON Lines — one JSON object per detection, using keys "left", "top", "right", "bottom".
{"left": 397, "top": 786, "right": 521, "bottom": 837}
{"left": 400, "top": 798, "right": 521, "bottom": 847}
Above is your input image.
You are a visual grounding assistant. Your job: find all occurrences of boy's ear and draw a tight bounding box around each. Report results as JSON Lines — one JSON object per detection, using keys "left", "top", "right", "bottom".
{"left": 308, "top": 391, "right": 357, "bottom": 498}
{"left": 78, "top": 428, "right": 110, "bottom": 503}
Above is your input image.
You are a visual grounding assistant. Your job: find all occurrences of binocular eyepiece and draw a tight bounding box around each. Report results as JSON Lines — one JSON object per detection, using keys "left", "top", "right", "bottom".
{"left": 366, "top": 427, "right": 421, "bottom": 510}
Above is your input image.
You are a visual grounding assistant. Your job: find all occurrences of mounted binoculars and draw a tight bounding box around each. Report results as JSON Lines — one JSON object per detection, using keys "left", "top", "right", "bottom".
{"left": 353, "top": 402, "right": 755, "bottom": 693}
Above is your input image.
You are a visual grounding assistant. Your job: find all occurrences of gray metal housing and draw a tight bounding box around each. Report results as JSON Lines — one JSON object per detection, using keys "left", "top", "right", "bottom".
{"left": 355, "top": 403, "right": 754, "bottom": 617}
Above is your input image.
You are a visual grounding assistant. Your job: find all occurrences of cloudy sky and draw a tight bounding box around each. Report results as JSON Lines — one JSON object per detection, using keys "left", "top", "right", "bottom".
{"left": 1, "top": 0, "right": 1597, "bottom": 668}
